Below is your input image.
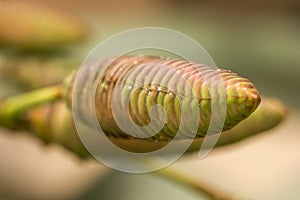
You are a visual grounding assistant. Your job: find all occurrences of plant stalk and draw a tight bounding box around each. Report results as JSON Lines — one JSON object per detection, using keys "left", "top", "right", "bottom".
{"left": 156, "top": 167, "right": 237, "bottom": 200}
{"left": 0, "top": 85, "right": 63, "bottom": 127}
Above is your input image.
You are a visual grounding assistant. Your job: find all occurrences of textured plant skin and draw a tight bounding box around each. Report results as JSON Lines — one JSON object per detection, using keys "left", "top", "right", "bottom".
{"left": 25, "top": 101, "right": 89, "bottom": 158}
{"left": 0, "top": 1, "right": 87, "bottom": 50}
{"left": 216, "top": 97, "right": 288, "bottom": 146}
{"left": 65, "top": 55, "right": 261, "bottom": 140}
{"left": 5, "top": 97, "right": 286, "bottom": 157}
{"left": 187, "top": 97, "right": 289, "bottom": 152}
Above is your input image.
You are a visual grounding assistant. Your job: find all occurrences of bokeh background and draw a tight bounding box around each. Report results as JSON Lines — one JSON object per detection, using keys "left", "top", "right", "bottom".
{"left": 0, "top": 0, "right": 299, "bottom": 199}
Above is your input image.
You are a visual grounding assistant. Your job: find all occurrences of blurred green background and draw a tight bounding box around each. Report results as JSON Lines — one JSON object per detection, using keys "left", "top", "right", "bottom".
{"left": 0, "top": 0, "right": 299, "bottom": 200}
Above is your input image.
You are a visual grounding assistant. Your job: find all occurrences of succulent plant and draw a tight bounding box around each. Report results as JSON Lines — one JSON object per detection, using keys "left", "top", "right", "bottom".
{"left": 0, "top": 55, "right": 288, "bottom": 157}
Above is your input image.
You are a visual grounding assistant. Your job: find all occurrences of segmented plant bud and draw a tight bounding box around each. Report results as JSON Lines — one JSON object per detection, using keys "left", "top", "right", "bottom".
{"left": 26, "top": 101, "right": 89, "bottom": 158}
{"left": 8, "top": 97, "right": 285, "bottom": 156}
{"left": 65, "top": 55, "right": 261, "bottom": 141}
{"left": 217, "top": 97, "right": 288, "bottom": 145}
{"left": 0, "top": 1, "right": 87, "bottom": 50}
{"left": 187, "top": 97, "right": 289, "bottom": 152}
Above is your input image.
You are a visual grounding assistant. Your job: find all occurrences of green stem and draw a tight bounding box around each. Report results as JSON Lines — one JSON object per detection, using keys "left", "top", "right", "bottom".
{"left": 0, "top": 85, "right": 63, "bottom": 127}
{"left": 156, "top": 167, "right": 237, "bottom": 200}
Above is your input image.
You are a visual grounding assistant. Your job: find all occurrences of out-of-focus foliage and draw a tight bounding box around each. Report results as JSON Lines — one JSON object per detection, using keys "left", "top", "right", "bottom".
{"left": 0, "top": 55, "right": 78, "bottom": 89}
{"left": 0, "top": 1, "right": 87, "bottom": 51}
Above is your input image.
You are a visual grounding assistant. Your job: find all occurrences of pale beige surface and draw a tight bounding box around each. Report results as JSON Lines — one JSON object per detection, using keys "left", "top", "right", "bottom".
{"left": 0, "top": 129, "right": 109, "bottom": 200}
{"left": 173, "top": 113, "right": 300, "bottom": 199}
{"left": 0, "top": 113, "right": 298, "bottom": 200}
